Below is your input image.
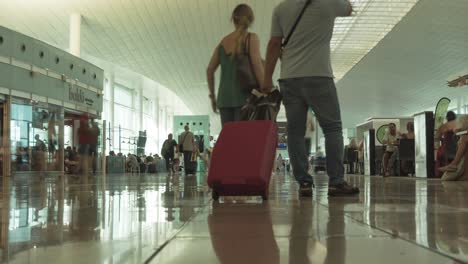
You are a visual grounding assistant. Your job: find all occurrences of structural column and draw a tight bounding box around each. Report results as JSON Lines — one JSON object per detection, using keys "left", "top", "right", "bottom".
{"left": 154, "top": 98, "right": 160, "bottom": 151}
{"left": 69, "top": 13, "right": 81, "bottom": 57}
{"left": 108, "top": 74, "right": 115, "bottom": 151}
{"left": 138, "top": 88, "right": 143, "bottom": 132}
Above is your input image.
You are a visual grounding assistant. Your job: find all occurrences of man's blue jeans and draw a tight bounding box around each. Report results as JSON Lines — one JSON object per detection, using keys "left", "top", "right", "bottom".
{"left": 279, "top": 77, "right": 345, "bottom": 186}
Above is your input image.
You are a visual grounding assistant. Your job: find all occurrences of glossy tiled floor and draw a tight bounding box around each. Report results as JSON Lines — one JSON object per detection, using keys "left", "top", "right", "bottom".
{"left": 1, "top": 172, "right": 468, "bottom": 263}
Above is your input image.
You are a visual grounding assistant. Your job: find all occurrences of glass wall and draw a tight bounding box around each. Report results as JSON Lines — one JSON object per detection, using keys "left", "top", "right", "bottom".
{"left": 113, "top": 85, "right": 136, "bottom": 155}
{"left": 10, "top": 97, "right": 64, "bottom": 174}
{"left": 142, "top": 98, "right": 158, "bottom": 154}
{"left": 101, "top": 80, "right": 177, "bottom": 157}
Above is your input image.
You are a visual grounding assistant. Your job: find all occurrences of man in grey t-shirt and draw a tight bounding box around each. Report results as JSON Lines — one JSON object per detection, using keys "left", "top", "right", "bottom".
{"left": 262, "top": 0, "right": 359, "bottom": 197}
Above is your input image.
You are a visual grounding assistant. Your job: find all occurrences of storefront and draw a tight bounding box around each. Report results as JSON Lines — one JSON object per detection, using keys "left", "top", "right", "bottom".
{"left": 0, "top": 26, "right": 104, "bottom": 178}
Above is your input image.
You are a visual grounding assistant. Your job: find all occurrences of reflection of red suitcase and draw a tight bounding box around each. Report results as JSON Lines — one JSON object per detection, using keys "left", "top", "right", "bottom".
{"left": 208, "top": 203, "right": 279, "bottom": 263}
{"left": 207, "top": 121, "right": 278, "bottom": 200}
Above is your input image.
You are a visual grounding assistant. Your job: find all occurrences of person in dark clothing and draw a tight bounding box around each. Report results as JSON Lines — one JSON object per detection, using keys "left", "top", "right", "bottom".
{"left": 33, "top": 134, "right": 47, "bottom": 173}
{"left": 89, "top": 120, "right": 100, "bottom": 174}
{"left": 161, "top": 133, "right": 178, "bottom": 173}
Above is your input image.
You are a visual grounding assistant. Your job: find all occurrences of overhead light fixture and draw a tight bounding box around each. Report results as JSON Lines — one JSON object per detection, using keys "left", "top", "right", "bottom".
{"left": 448, "top": 74, "right": 468, "bottom": 87}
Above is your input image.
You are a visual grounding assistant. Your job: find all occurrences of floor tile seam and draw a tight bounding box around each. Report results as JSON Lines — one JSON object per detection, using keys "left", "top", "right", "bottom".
{"left": 314, "top": 200, "right": 468, "bottom": 264}
{"left": 142, "top": 199, "right": 212, "bottom": 264}
{"left": 173, "top": 234, "right": 389, "bottom": 239}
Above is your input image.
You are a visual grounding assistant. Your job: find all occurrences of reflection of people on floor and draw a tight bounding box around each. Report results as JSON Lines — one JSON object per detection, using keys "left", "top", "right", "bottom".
{"left": 289, "top": 200, "right": 314, "bottom": 264}
{"left": 180, "top": 176, "right": 197, "bottom": 222}
{"left": 324, "top": 202, "right": 346, "bottom": 264}
{"left": 208, "top": 202, "right": 279, "bottom": 264}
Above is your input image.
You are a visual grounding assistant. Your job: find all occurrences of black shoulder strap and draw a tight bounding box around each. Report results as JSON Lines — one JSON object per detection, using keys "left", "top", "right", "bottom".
{"left": 282, "top": 0, "right": 312, "bottom": 48}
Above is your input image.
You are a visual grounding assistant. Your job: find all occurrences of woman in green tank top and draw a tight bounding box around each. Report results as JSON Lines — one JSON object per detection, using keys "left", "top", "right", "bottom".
{"left": 206, "top": 4, "right": 265, "bottom": 127}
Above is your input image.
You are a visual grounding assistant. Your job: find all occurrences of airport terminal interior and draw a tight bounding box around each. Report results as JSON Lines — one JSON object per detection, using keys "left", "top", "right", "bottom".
{"left": 0, "top": 0, "right": 467, "bottom": 263}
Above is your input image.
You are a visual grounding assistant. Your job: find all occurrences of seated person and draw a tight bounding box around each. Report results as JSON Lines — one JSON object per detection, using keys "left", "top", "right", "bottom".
{"left": 145, "top": 155, "right": 155, "bottom": 164}
{"left": 436, "top": 111, "right": 459, "bottom": 167}
{"left": 439, "top": 115, "right": 468, "bottom": 172}
{"left": 65, "top": 146, "right": 80, "bottom": 174}
{"left": 126, "top": 154, "right": 139, "bottom": 172}
{"left": 382, "top": 123, "right": 401, "bottom": 177}
{"left": 435, "top": 111, "right": 458, "bottom": 141}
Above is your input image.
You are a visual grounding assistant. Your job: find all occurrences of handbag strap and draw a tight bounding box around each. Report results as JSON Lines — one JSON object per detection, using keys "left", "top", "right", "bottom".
{"left": 282, "top": 0, "right": 312, "bottom": 48}
{"left": 244, "top": 33, "right": 257, "bottom": 81}
{"left": 243, "top": 32, "right": 252, "bottom": 55}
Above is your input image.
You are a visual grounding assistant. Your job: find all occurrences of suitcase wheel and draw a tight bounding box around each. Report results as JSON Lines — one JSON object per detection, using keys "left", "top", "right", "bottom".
{"left": 212, "top": 191, "right": 219, "bottom": 201}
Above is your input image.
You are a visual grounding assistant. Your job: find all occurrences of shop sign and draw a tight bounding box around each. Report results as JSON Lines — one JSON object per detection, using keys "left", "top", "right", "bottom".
{"left": 68, "top": 85, "right": 96, "bottom": 108}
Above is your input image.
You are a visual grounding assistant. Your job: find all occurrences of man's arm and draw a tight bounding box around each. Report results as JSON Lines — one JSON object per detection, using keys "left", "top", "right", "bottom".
{"left": 262, "top": 36, "right": 282, "bottom": 93}
{"left": 262, "top": 7, "right": 283, "bottom": 93}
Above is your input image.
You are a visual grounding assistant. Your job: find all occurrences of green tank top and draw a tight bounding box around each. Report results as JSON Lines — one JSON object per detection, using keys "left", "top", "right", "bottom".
{"left": 216, "top": 45, "right": 250, "bottom": 108}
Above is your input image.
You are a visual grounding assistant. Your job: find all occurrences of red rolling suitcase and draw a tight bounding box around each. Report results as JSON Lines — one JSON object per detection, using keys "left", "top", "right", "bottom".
{"left": 207, "top": 120, "right": 278, "bottom": 200}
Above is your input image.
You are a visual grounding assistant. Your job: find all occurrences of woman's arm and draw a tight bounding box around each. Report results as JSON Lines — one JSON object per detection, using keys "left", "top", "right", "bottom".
{"left": 248, "top": 33, "right": 265, "bottom": 89}
{"left": 207, "top": 46, "right": 220, "bottom": 112}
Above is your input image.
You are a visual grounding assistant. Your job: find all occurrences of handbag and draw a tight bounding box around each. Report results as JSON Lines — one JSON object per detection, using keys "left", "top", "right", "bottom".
{"left": 235, "top": 33, "right": 259, "bottom": 92}
{"left": 178, "top": 133, "right": 189, "bottom": 153}
{"left": 240, "top": 89, "right": 283, "bottom": 122}
{"left": 280, "top": 0, "right": 312, "bottom": 58}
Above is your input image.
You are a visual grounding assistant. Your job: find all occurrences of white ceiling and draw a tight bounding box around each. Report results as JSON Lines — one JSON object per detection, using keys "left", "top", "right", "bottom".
{"left": 336, "top": 0, "right": 468, "bottom": 128}
{"left": 0, "top": 0, "right": 426, "bottom": 133}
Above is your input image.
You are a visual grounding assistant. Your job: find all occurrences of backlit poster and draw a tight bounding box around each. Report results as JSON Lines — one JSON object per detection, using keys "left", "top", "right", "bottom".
{"left": 414, "top": 113, "right": 427, "bottom": 178}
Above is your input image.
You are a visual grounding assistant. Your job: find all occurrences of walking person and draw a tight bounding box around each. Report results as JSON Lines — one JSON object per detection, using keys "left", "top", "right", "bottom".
{"left": 262, "top": 0, "right": 359, "bottom": 197}
{"left": 206, "top": 4, "right": 265, "bottom": 127}
{"left": 161, "top": 133, "right": 178, "bottom": 173}
{"left": 89, "top": 120, "right": 100, "bottom": 175}
{"left": 179, "top": 126, "right": 195, "bottom": 176}
{"left": 33, "top": 134, "right": 47, "bottom": 174}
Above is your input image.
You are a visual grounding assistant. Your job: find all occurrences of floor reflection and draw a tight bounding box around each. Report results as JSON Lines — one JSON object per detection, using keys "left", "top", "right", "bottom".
{"left": 0, "top": 172, "right": 209, "bottom": 263}
{"left": 2, "top": 172, "right": 468, "bottom": 263}
{"left": 208, "top": 201, "right": 279, "bottom": 264}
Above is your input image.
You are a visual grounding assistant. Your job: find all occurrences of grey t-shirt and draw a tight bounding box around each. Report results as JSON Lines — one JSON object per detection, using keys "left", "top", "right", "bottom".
{"left": 179, "top": 131, "right": 195, "bottom": 152}
{"left": 271, "top": 0, "right": 351, "bottom": 79}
